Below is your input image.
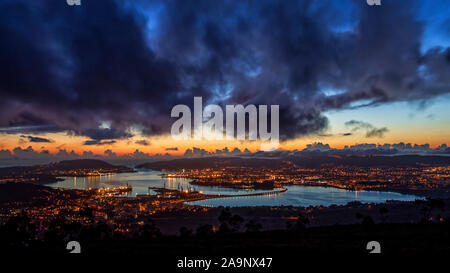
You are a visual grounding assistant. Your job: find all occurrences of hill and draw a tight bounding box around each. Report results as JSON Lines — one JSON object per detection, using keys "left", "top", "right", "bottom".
{"left": 137, "top": 157, "right": 289, "bottom": 170}
{"left": 0, "top": 159, "right": 134, "bottom": 184}
{"left": 137, "top": 154, "right": 450, "bottom": 170}
{"left": 42, "top": 159, "right": 119, "bottom": 171}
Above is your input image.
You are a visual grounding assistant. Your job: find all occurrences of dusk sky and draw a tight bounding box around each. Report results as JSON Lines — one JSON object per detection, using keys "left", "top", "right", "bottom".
{"left": 0, "top": 0, "right": 449, "bottom": 157}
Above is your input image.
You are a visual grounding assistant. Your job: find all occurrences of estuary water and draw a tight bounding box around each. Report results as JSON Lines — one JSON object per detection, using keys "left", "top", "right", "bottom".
{"left": 48, "top": 170, "right": 422, "bottom": 207}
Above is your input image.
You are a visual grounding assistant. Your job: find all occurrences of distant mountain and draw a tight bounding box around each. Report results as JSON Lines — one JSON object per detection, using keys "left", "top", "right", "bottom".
{"left": 43, "top": 159, "right": 120, "bottom": 171}
{"left": 137, "top": 157, "right": 288, "bottom": 170}
{"left": 0, "top": 183, "right": 78, "bottom": 204}
{"left": 137, "top": 154, "right": 450, "bottom": 170}
{"left": 0, "top": 159, "right": 134, "bottom": 182}
{"left": 287, "top": 154, "right": 450, "bottom": 168}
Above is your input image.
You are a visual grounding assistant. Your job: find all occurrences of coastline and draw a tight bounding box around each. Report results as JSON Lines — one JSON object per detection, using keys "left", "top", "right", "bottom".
{"left": 156, "top": 171, "right": 442, "bottom": 200}
{"left": 189, "top": 178, "right": 437, "bottom": 199}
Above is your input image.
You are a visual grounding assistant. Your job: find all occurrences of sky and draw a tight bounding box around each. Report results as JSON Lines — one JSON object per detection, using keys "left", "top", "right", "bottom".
{"left": 0, "top": 0, "right": 449, "bottom": 158}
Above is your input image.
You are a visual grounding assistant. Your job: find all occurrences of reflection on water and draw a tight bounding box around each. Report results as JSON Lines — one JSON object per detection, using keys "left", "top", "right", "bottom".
{"left": 187, "top": 185, "right": 422, "bottom": 207}
{"left": 48, "top": 170, "right": 268, "bottom": 197}
{"left": 48, "top": 170, "right": 423, "bottom": 206}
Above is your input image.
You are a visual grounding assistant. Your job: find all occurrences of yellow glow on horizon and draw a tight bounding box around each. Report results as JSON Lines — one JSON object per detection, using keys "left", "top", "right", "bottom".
{"left": 0, "top": 129, "right": 448, "bottom": 157}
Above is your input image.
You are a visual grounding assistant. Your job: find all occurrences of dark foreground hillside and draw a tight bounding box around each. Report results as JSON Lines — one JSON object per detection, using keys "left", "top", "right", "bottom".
{"left": 79, "top": 224, "right": 450, "bottom": 256}
{"left": 2, "top": 215, "right": 449, "bottom": 257}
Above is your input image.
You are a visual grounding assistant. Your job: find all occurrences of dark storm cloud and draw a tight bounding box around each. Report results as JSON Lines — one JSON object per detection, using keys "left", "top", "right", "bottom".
{"left": 135, "top": 139, "right": 150, "bottom": 146}
{"left": 0, "top": 0, "right": 181, "bottom": 136}
{"left": 20, "top": 135, "right": 52, "bottom": 143}
{"left": 77, "top": 128, "right": 133, "bottom": 141}
{"left": 0, "top": 0, "right": 449, "bottom": 140}
{"left": 83, "top": 140, "right": 117, "bottom": 146}
{"left": 0, "top": 125, "right": 61, "bottom": 134}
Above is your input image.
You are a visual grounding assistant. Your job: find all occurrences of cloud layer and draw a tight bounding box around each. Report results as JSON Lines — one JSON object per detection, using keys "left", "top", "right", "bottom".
{"left": 0, "top": 0, "right": 449, "bottom": 142}
{"left": 345, "top": 120, "right": 389, "bottom": 138}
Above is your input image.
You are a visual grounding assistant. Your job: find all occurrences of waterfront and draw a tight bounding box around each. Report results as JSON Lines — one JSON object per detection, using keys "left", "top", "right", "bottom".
{"left": 48, "top": 170, "right": 422, "bottom": 207}
{"left": 47, "top": 170, "right": 270, "bottom": 197}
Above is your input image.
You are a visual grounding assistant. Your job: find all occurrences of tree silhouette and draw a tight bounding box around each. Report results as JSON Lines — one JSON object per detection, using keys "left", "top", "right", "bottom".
{"left": 362, "top": 216, "right": 375, "bottom": 226}
{"left": 179, "top": 226, "right": 192, "bottom": 237}
{"left": 196, "top": 224, "right": 214, "bottom": 237}
{"left": 379, "top": 207, "right": 388, "bottom": 223}
{"left": 229, "top": 214, "right": 244, "bottom": 232}
{"left": 245, "top": 220, "right": 262, "bottom": 233}
{"left": 355, "top": 212, "right": 363, "bottom": 220}
{"left": 44, "top": 217, "right": 68, "bottom": 246}
{"left": 140, "top": 218, "right": 161, "bottom": 240}
{"left": 416, "top": 198, "right": 446, "bottom": 223}
{"left": 218, "top": 209, "right": 232, "bottom": 223}
{"left": 294, "top": 213, "right": 310, "bottom": 230}
{"left": 217, "top": 209, "right": 244, "bottom": 233}
{"left": 0, "top": 211, "right": 37, "bottom": 249}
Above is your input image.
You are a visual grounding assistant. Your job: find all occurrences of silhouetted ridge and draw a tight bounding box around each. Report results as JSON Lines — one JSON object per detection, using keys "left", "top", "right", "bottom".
{"left": 137, "top": 155, "right": 450, "bottom": 170}
{"left": 47, "top": 159, "right": 116, "bottom": 170}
